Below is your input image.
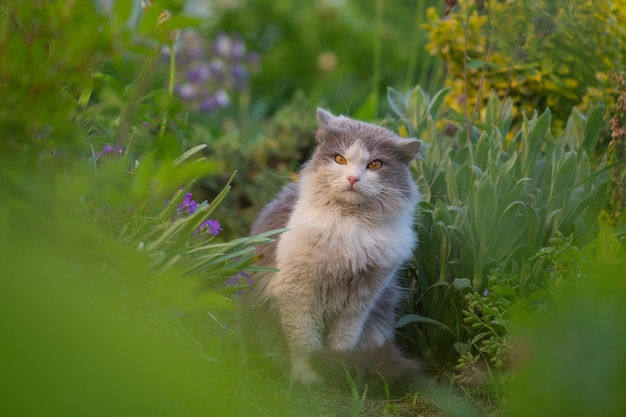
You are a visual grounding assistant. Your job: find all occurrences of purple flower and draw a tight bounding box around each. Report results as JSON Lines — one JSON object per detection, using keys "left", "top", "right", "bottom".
{"left": 226, "top": 270, "right": 254, "bottom": 296}
{"left": 97, "top": 144, "right": 124, "bottom": 158}
{"left": 176, "top": 83, "right": 196, "bottom": 101}
{"left": 246, "top": 51, "right": 261, "bottom": 65}
{"left": 213, "top": 33, "right": 232, "bottom": 58}
{"left": 208, "top": 59, "right": 225, "bottom": 80}
{"left": 214, "top": 90, "right": 230, "bottom": 108}
{"left": 178, "top": 193, "right": 198, "bottom": 214}
{"left": 186, "top": 65, "right": 210, "bottom": 83}
{"left": 200, "top": 219, "right": 222, "bottom": 236}
{"left": 230, "top": 37, "right": 246, "bottom": 59}
{"left": 199, "top": 96, "right": 217, "bottom": 112}
{"left": 231, "top": 64, "right": 248, "bottom": 81}
{"left": 482, "top": 289, "right": 490, "bottom": 297}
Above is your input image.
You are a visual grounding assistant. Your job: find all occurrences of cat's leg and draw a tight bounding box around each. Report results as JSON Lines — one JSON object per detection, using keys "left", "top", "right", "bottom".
{"left": 326, "top": 307, "right": 371, "bottom": 351}
{"left": 359, "top": 284, "right": 399, "bottom": 347}
{"left": 272, "top": 285, "right": 325, "bottom": 385}
{"left": 326, "top": 274, "right": 398, "bottom": 351}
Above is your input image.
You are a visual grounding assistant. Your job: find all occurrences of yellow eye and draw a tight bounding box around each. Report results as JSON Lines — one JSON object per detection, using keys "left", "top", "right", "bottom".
{"left": 367, "top": 160, "right": 383, "bottom": 170}
{"left": 334, "top": 154, "right": 347, "bottom": 165}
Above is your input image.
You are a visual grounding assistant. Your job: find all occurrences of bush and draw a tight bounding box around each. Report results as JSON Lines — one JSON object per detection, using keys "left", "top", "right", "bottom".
{"left": 0, "top": 2, "right": 280, "bottom": 416}
{"left": 423, "top": 0, "right": 626, "bottom": 132}
{"left": 389, "top": 85, "right": 611, "bottom": 400}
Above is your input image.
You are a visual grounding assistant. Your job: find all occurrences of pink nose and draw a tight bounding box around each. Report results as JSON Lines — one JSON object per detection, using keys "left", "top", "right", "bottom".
{"left": 347, "top": 175, "right": 360, "bottom": 186}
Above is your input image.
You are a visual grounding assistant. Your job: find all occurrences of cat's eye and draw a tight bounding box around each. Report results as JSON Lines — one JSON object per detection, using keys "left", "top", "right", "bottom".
{"left": 367, "top": 160, "right": 383, "bottom": 170}
{"left": 334, "top": 154, "right": 347, "bottom": 165}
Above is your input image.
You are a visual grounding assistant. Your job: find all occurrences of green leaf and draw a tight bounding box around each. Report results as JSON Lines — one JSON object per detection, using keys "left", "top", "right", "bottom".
{"left": 473, "top": 175, "right": 497, "bottom": 246}
{"left": 387, "top": 87, "right": 408, "bottom": 120}
{"left": 407, "top": 85, "right": 428, "bottom": 131}
{"left": 395, "top": 314, "right": 455, "bottom": 335}
{"left": 564, "top": 107, "right": 584, "bottom": 149}
{"left": 425, "top": 87, "right": 452, "bottom": 121}
{"left": 500, "top": 97, "right": 514, "bottom": 137}
{"left": 467, "top": 59, "right": 488, "bottom": 69}
{"left": 484, "top": 90, "right": 501, "bottom": 127}
{"left": 521, "top": 108, "right": 551, "bottom": 178}
{"left": 112, "top": 0, "right": 135, "bottom": 24}
{"left": 475, "top": 131, "right": 491, "bottom": 169}
{"left": 582, "top": 100, "right": 606, "bottom": 155}
{"left": 453, "top": 278, "right": 473, "bottom": 292}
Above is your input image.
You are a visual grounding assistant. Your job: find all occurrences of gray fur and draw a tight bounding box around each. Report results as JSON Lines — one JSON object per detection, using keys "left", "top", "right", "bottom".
{"left": 239, "top": 108, "right": 422, "bottom": 392}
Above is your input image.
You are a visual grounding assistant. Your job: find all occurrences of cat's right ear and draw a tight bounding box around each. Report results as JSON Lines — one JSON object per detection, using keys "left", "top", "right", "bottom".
{"left": 316, "top": 108, "right": 335, "bottom": 129}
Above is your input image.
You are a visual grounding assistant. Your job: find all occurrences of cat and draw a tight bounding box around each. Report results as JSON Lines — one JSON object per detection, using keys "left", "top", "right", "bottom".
{"left": 238, "top": 108, "right": 424, "bottom": 396}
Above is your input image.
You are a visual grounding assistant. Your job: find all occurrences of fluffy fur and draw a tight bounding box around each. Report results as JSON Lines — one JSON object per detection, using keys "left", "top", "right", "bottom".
{"left": 239, "top": 108, "right": 424, "bottom": 395}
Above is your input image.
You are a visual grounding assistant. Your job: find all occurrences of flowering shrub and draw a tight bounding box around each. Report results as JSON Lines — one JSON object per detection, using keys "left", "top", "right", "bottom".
{"left": 423, "top": 0, "right": 626, "bottom": 130}
{"left": 170, "top": 30, "right": 259, "bottom": 113}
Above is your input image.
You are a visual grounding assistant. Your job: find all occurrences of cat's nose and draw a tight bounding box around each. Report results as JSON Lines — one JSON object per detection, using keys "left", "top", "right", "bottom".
{"left": 347, "top": 175, "right": 360, "bottom": 186}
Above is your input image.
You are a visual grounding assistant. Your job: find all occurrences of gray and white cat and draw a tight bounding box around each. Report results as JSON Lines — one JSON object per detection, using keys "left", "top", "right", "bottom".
{"left": 239, "top": 108, "right": 424, "bottom": 395}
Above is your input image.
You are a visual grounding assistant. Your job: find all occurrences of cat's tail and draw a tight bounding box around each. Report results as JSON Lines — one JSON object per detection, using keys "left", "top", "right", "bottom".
{"left": 308, "top": 342, "right": 428, "bottom": 398}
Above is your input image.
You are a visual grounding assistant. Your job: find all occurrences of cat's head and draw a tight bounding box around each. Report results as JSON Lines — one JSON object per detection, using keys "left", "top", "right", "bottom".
{"left": 300, "top": 108, "right": 420, "bottom": 215}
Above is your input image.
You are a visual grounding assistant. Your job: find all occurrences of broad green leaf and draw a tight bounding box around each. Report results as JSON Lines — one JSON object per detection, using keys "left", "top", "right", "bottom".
{"left": 551, "top": 151, "right": 578, "bottom": 204}
{"left": 387, "top": 87, "right": 408, "bottom": 120}
{"left": 475, "top": 131, "right": 491, "bottom": 169}
{"left": 467, "top": 59, "right": 488, "bottom": 69}
{"left": 417, "top": 175, "right": 432, "bottom": 203}
{"left": 500, "top": 97, "right": 514, "bottom": 137}
{"left": 453, "top": 277, "right": 473, "bottom": 292}
{"left": 425, "top": 87, "right": 452, "bottom": 121}
{"left": 521, "top": 108, "right": 551, "bottom": 178}
{"left": 484, "top": 90, "right": 501, "bottom": 127}
{"left": 473, "top": 175, "right": 497, "bottom": 246}
{"left": 395, "top": 314, "right": 455, "bottom": 335}
{"left": 112, "top": 0, "right": 135, "bottom": 24}
{"left": 564, "top": 107, "right": 584, "bottom": 149}
{"left": 582, "top": 100, "right": 606, "bottom": 155}
{"left": 407, "top": 85, "right": 428, "bottom": 131}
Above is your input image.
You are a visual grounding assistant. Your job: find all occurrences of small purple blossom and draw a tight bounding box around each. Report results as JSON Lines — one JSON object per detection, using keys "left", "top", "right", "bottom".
{"left": 198, "top": 91, "right": 230, "bottom": 112}
{"left": 176, "top": 83, "right": 196, "bottom": 101}
{"left": 213, "top": 33, "right": 233, "bottom": 58}
{"left": 230, "top": 37, "right": 246, "bottom": 59}
{"left": 232, "top": 64, "right": 248, "bottom": 81}
{"left": 186, "top": 65, "right": 211, "bottom": 83}
{"left": 213, "top": 90, "right": 230, "bottom": 108}
{"left": 208, "top": 59, "right": 225, "bottom": 80}
{"left": 226, "top": 270, "right": 254, "bottom": 297}
{"left": 199, "top": 96, "right": 218, "bottom": 112}
{"left": 482, "top": 289, "right": 490, "bottom": 297}
{"left": 178, "top": 193, "right": 198, "bottom": 214}
{"left": 199, "top": 219, "right": 222, "bottom": 236}
{"left": 97, "top": 145, "right": 124, "bottom": 158}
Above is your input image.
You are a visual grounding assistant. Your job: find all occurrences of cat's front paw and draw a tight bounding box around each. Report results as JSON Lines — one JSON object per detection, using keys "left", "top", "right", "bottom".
{"left": 291, "top": 360, "right": 323, "bottom": 386}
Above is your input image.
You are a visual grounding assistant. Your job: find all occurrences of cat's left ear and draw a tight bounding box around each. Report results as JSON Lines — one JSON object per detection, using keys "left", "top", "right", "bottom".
{"left": 399, "top": 139, "right": 421, "bottom": 163}
{"left": 316, "top": 107, "right": 335, "bottom": 129}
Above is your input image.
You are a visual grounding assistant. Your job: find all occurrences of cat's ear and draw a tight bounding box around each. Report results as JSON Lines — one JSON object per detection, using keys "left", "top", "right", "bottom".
{"left": 399, "top": 139, "right": 421, "bottom": 162}
{"left": 316, "top": 108, "right": 335, "bottom": 129}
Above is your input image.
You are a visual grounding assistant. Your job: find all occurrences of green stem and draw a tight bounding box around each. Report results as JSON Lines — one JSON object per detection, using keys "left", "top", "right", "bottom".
{"left": 118, "top": 48, "right": 160, "bottom": 170}
{"left": 405, "top": 0, "right": 426, "bottom": 89}
{"left": 158, "top": 41, "right": 176, "bottom": 139}
{"left": 372, "top": 0, "right": 384, "bottom": 118}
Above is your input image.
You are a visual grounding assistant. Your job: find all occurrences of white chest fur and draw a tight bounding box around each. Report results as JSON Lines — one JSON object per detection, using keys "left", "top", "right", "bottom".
{"left": 276, "top": 197, "right": 416, "bottom": 276}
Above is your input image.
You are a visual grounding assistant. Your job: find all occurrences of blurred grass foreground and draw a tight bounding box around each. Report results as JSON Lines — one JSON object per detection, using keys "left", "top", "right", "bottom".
{"left": 2, "top": 1, "right": 626, "bottom": 417}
